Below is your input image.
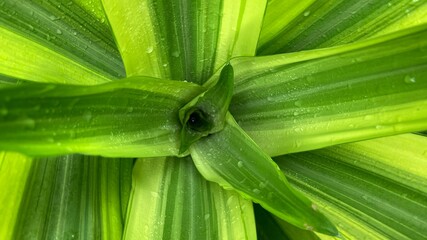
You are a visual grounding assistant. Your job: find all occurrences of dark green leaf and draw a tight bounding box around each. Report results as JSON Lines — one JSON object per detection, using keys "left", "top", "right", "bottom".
{"left": 0, "top": 77, "right": 203, "bottom": 157}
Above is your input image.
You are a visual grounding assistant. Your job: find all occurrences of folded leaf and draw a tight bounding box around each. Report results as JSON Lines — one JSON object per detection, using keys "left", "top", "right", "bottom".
{"left": 0, "top": 152, "right": 33, "bottom": 240}
{"left": 102, "top": 0, "right": 266, "bottom": 84}
{"left": 231, "top": 25, "right": 427, "bottom": 156}
{"left": 258, "top": 0, "right": 427, "bottom": 54}
{"left": 0, "top": 0, "right": 125, "bottom": 84}
{"left": 0, "top": 77, "right": 203, "bottom": 157}
{"left": 11, "top": 155, "right": 133, "bottom": 240}
{"left": 179, "top": 64, "right": 234, "bottom": 153}
{"left": 275, "top": 134, "right": 427, "bottom": 239}
{"left": 190, "top": 114, "right": 338, "bottom": 236}
{"left": 124, "top": 157, "right": 256, "bottom": 240}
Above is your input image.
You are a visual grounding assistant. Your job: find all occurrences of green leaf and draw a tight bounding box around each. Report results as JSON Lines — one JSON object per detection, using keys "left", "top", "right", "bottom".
{"left": 258, "top": 0, "right": 427, "bottom": 55}
{"left": 275, "top": 134, "right": 427, "bottom": 239}
{"left": 230, "top": 24, "right": 427, "bottom": 157}
{"left": 179, "top": 64, "right": 234, "bottom": 153}
{"left": 11, "top": 155, "right": 133, "bottom": 239}
{"left": 0, "top": 0, "right": 125, "bottom": 84}
{"left": 101, "top": 0, "right": 266, "bottom": 84}
{"left": 0, "top": 152, "right": 33, "bottom": 240}
{"left": 190, "top": 114, "right": 338, "bottom": 236}
{"left": 123, "top": 157, "right": 256, "bottom": 240}
{"left": 0, "top": 77, "right": 203, "bottom": 157}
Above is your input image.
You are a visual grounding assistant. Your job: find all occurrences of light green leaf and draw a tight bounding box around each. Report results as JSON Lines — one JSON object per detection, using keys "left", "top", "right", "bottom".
{"left": 124, "top": 157, "right": 256, "bottom": 240}
{"left": 0, "top": 77, "right": 203, "bottom": 157}
{"left": 0, "top": 0, "right": 124, "bottom": 84}
{"left": 276, "top": 134, "right": 427, "bottom": 239}
{"left": 11, "top": 155, "right": 133, "bottom": 239}
{"left": 191, "top": 114, "right": 338, "bottom": 236}
{"left": 231, "top": 24, "right": 427, "bottom": 157}
{"left": 258, "top": 0, "right": 427, "bottom": 54}
{"left": 0, "top": 152, "right": 33, "bottom": 240}
{"left": 102, "top": 0, "right": 266, "bottom": 84}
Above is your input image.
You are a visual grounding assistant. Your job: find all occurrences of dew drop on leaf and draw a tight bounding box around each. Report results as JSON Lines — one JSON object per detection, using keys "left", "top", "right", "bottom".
{"left": 146, "top": 46, "right": 153, "bottom": 54}
{"left": 404, "top": 75, "right": 416, "bottom": 84}
{"left": 237, "top": 161, "right": 243, "bottom": 168}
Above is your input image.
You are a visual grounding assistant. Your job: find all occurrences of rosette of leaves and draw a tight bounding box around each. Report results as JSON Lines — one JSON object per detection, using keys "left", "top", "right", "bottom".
{"left": 1, "top": 0, "right": 427, "bottom": 239}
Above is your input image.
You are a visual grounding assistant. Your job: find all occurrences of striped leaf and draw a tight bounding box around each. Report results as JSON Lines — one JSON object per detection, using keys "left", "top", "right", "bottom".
{"left": 123, "top": 157, "right": 256, "bottom": 240}
{"left": 0, "top": 152, "right": 33, "bottom": 240}
{"left": 230, "top": 24, "right": 427, "bottom": 156}
{"left": 10, "top": 155, "right": 133, "bottom": 239}
{"left": 102, "top": 0, "right": 266, "bottom": 84}
{"left": 0, "top": 77, "right": 203, "bottom": 157}
{"left": 191, "top": 114, "right": 338, "bottom": 236}
{"left": 0, "top": 0, "right": 124, "bottom": 84}
{"left": 275, "top": 134, "right": 427, "bottom": 239}
{"left": 258, "top": 0, "right": 427, "bottom": 55}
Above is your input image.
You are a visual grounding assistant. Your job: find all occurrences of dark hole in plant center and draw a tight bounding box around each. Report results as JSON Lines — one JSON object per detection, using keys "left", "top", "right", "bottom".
{"left": 186, "top": 109, "right": 211, "bottom": 132}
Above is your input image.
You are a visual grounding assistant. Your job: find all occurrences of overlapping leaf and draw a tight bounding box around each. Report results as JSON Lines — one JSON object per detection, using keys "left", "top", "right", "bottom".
{"left": 258, "top": 0, "right": 427, "bottom": 54}
{"left": 0, "top": 78, "right": 202, "bottom": 157}
{"left": 231, "top": 24, "right": 427, "bottom": 156}
{"left": 9, "top": 155, "right": 133, "bottom": 239}
{"left": 0, "top": 0, "right": 125, "bottom": 85}
{"left": 191, "top": 114, "right": 338, "bottom": 236}
{"left": 124, "top": 157, "right": 256, "bottom": 240}
{"left": 275, "top": 134, "right": 427, "bottom": 239}
{"left": 102, "top": 0, "right": 266, "bottom": 84}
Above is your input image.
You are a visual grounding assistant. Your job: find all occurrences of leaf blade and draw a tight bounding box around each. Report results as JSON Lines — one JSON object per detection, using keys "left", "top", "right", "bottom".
{"left": 190, "top": 114, "right": 338, "bottom": 236}
{"left": 123, "top": 157, "right": 256, "bottom": 240}
{"left": 231, "top": 24, "right": 427, "bottom": 156}
{"left": 258, "top": 0, "right": 427, "bottom": 54}
{"left": 275, "top": 134, "right": 427, "bottom": 239}
{"left": 0, "top": 0, "right": 125, "bottom": 84}
{"left": 11, "top": 155, "right": 133, "bottom": 240}
{"left": 0, "top": 77, "right": 203, "bottom": 157}
{"left": 102, "top": 0, "right": 266, "bottom": 84}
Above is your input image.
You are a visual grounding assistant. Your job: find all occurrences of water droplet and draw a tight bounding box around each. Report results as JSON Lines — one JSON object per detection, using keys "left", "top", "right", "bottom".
{"left": 127, "top": 107, "right": 134, "bottom": 113}
{"left": 294, "top": 100, "right": 302, "bottom": 107}
{"left": 23, "top": 118, "right": 36, "bottom": 129}
{"left": 404, "top": 75, "right": 416, "bottom": 84}
{"left": 258, "top": 182, "right": 267, "bottom": 188}
{"left": 163, "top": 63, "right": 168, "bottom": 67}
{"left": 237, "top": 161, "right": 243, "bottom": 168}
{"left": 172, "top": 50, "right": 180, "bottom": 58}
{"left": 303, "top": 11, "right": 311, "bottom": 17}
{"left": 226, "top": 196, "right": 235, "bottom": 206}
{"left": 364, "top": 115, "right": 374, "bottom": 120}
{"left": 304, "top": 223, "right": 314, "bottom": 231}
{"left": 83, "top": 110, "right": 92, "bottom": 122}
{"left": 204, "top": 214, "right": 210, "bottom": 220}
{"left": 56, "top": 29, "right": 62, "bottom": 35}
{"left": 49, "top": 15, "right": 60, "bottom": 21}
{"left": 311, "top": 203, "right": 318, "bottom": 211}
{"left": 362, "top": 195, "right": 369, "bottom": 201}
{"left": 150, "top": 191, "right": 159, "bottom": 198}
{"left": 146, "top": 46, "right": 153, "bottom": 54}
{"left": 252, "top": 188, "right": 260, "bottom": 194}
